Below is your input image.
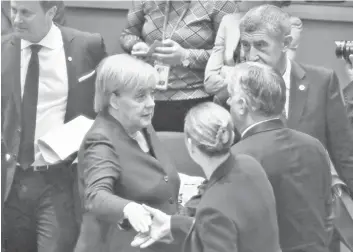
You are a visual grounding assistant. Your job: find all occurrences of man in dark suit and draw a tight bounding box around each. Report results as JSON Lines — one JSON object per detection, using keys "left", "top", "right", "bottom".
{"left": 238, "top": 7, "right": 353, "bottom": 251}
{"left": 239, "top": 5, "right": 353, "bottom": 194}
{"left": 228, "top": 62, "right": 333, "bottom": 252}
{"left": 1, "top": 1, "right": 106, "bottom": 251}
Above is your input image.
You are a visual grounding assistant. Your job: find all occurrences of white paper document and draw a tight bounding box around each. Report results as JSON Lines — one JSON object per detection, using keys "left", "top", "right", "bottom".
{"left": 178, "top": 173, "right": 205, "bottom": 206}
{"left": 37, "top": 115, "right": 94, "bottom": 164}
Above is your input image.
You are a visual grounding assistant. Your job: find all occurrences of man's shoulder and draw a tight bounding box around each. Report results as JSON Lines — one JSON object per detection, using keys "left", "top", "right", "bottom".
{"left": 231, "top": 128, "right": 323, "bottom": 154}
{"left": 292, "top": 61, "right": 334, "bottom": 79}
{"left": 294, "top": 61, "right": 334, "bottom": 77}
{"left": 288, "top": 128, "right": 323, "bottom": 145}
{"left": 59, "top": 26, "right": 102, "bottom": 43}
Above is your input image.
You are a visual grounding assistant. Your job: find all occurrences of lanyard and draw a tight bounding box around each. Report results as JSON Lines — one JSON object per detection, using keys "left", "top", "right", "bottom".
{"left": 162, "top": 0, "right": 190, "bottom": 40}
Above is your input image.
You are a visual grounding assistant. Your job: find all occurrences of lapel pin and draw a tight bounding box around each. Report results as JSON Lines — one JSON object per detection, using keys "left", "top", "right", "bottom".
{"left": 299, "top": 85, "right": 306, "bottom": 91}
{"left": 5, "top": 153, "right": 11, "bottom": 162}
{"left": 68, "top": 56, "right": 72, "bottom": 62}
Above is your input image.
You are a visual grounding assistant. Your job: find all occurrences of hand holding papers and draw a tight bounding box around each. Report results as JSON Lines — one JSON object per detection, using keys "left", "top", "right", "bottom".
{"left": 37, "top": 115, "right": 94, "bottom": 164}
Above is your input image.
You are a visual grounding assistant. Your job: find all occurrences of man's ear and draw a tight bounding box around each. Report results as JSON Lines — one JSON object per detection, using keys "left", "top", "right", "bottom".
{"left": 283, "top": 35, "right": 293, "bottom": 52}
{"left": 109, "top": 94, "right": 119, "bottom": 110}
{"left": 238, "top": 97, "right": 248, "bottom": 116}
{"left": 47, "top": 6, "right": 57, "bottom": 20}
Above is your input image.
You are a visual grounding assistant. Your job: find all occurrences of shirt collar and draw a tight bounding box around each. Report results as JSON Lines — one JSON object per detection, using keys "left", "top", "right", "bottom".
{"left": 241, "top": 118, "right": 280, "bottom": 138}
{"left": 282, "top": 56, "right": 292, "bottom": 90}
{"left": 21, "top": 23, "right": 63, "bottom": 50}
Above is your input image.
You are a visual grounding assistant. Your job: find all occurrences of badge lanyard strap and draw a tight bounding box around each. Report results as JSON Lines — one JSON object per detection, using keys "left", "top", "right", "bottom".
{"left": 162, "top": 0, "right": 190, "bottom": 41}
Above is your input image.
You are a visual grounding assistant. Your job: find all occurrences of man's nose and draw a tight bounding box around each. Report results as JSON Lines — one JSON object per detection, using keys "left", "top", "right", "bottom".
{"left": 248, "top": 47, "right": 259, "bottom": 62}
{"left": 12, "top": 13, "right": 22, "bottom": 24}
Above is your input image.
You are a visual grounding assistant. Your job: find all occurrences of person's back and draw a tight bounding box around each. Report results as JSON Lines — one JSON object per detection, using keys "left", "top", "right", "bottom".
{"left": 197, "top": 153, "right": 281, "bottom": 252}
{"left": 232, "top": 127, "right": 333, "bottom": 252}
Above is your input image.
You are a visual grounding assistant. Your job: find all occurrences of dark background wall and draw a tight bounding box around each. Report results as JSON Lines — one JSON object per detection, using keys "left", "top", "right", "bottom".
{"left": 64, "top": 1, "right": 353, "bottom": 88}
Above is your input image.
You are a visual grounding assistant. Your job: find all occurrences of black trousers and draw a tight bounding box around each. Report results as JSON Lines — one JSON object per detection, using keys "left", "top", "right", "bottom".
{"left": 3, "top": 166, "right": 78, "bottom": 252}
{"left": 152, "top": 96, "right": 213, "bottom": 132}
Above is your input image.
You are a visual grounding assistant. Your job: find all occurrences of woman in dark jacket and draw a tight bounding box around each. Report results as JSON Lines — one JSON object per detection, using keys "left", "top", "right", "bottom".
{"left": 74, "top": 54, "right": 181, "bottom": 252}
{"left": 131, "top": 102, "right": 281, "bottom": 252}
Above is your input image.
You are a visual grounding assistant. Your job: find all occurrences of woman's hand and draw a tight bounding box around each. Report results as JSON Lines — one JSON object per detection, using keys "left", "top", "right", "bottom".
{"left": 152, "top": 39, "right": 188, "bottom": 66}
{"left": 123, "top": 202, "right": 152, "bottom": 233}
{"left": 220, "top": 65, "right": 233, "bottom": 78}
{"left": 131, "top": 204, "right": 173, "bottom": 248}
{"left": 132, "top": 42, "right": 150, "bottom": 56}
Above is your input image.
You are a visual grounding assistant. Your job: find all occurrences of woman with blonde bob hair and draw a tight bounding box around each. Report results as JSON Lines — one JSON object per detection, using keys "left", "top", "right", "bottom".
{"left": 75, "top": 54, "right": 181, "bottom": 252}
{"left": 132, "top": 102, "right": 281, "bottom": 252}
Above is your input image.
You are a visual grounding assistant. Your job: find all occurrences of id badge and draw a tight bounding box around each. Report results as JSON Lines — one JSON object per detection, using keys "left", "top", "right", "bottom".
{"left": 154, "top": 63, "right": 170, "bottom": 90}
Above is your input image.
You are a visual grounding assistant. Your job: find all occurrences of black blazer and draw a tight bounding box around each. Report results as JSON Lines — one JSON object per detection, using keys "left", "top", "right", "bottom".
{"left": 1, "top": 26, "right": 106, "bottom": 201}
{"left": 170, "top": 154, "right": 281, "bottom": 252}
{"left": 232, "top": 119, "right": 333, "bottom": 252}
{"left": 75, "top": 111, "right": 181, "bottom": 252}
{"left": 288, "top": 61, "right": 353, "bottom": 194}
{"left": 213, "top": 61, "right": 353, "bottom": 193}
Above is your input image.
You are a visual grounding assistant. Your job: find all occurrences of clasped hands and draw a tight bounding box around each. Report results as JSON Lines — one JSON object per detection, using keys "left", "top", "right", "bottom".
{"left": 131, "top": 39, "right": 188, "bottom": 66}
{"left": 124, "top": 202, "right": 172, "bottom": 249}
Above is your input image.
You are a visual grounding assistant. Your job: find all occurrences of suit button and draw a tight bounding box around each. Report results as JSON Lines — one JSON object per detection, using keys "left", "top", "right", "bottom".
{"left": 164, "top": 176, "right": 169, "bottom": 182}
{"left": 168, "top": 198, "right": 174, "bottom": 204}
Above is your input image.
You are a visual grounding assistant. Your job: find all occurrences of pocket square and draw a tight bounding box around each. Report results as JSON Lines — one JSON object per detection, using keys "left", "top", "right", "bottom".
{"left": 78, "top": 70, "right": 96, "bottom": 83}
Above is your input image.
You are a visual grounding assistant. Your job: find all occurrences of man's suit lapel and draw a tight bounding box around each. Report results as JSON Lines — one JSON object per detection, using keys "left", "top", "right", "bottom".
{"left": 60, "top": 27, "right": 77, "bottom": 122}
{"left": 287, "top": 60, "right": 309, "bottom": 128}
{"left": 5, "top": 37, "right": 22, "bottom": 118}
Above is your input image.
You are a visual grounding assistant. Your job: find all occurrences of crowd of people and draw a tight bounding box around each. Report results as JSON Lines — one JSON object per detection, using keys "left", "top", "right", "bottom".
{"left": 1, "top": 1, "right": 353, "bottom": 252}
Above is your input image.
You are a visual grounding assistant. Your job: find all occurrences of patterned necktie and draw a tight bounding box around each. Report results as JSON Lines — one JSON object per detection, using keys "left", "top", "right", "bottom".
{"left": 18, "top": 44, "right": 42, "bottom": 169}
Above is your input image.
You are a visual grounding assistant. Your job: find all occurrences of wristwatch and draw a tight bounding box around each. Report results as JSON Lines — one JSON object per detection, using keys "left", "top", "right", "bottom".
{"left": 181, "top": 50, "right": 191, "bottom": 68}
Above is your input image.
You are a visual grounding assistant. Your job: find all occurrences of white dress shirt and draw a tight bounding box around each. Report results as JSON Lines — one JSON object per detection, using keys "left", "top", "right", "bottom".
{"left": 282, "top": 56, "right": 292, "bottom": 117}
{"left": 21, "top": 23, "right": 68, "bottom": 165}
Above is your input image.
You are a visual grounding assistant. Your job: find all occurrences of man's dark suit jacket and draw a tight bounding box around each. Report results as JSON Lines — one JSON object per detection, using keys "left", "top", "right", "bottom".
{"left": 214, "top": 61, "right": 353, "bottom": 193}
{"left": 74, "top": 111, "right": 181, "bottom": 252}
{"left": 1, "top": 26, "right": 106, "bottom": 202}
{"left": 170, "top": 154, "right": 281, "bottom": 252}
{"left": 231, "top": 119, "right": 333, "bottom": 252}
{"left": 343, "top": 81, "right": 353, "bottom": 125}
{"left": 288, "top": 61, "right": 353, "bottom": 193}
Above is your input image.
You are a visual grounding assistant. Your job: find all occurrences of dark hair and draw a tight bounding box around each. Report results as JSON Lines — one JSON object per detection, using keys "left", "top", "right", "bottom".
{"left": 39, "top": 1, "right": 63, "bottom": 12}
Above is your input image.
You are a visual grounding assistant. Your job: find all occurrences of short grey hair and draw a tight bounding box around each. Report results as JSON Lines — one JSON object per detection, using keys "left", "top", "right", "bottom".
{"left": 94, "top": 54, "right": 158, "bottom": 113}
{"left": 184, "top": 102, "right": 234, "bottom": 156}
{"left": 226, "top": 62, "right": 286, "bottom": 117}
{"left": 239, "top": 4, "right": 291, "bottom": 39}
